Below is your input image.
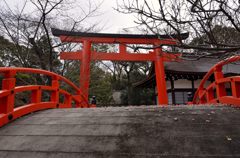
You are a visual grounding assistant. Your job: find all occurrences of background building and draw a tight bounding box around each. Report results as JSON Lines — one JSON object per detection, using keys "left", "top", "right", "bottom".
{"left": 135, "top": 57, "right": 240, "bottom": 104}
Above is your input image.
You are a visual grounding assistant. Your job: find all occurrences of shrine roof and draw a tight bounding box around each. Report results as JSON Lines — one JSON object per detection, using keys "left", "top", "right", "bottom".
{"left": 51, "top": 28, "right": 189, "bottom": 40}
{"left": 135, "top": 58, "right": 240, "bottom": 88}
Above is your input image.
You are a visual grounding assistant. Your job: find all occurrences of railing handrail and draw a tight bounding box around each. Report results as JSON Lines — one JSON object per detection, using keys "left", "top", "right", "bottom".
{"left": 193, "top": 55, "right": 240, "bottom": 105}
{"left": 0, "top": 67, "right": 80, "bottom": 93}
{"left": 0, "top": 67, "right": 90, "bottom": 127}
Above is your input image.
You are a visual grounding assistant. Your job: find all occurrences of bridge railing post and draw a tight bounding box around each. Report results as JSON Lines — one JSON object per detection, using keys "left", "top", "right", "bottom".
{"left": 0, "top": 70, "right": 16, "bottom": 114}
{"left": 0, "top": 67, "right": 90, "bottom": 127}
{"left": 206, "top": 87, "right": 214, "bottom": 102}
{"left": 62, "top": 94, "right": 72, "bottom": 108}
{"left": 51, "top": 77, "right": 60, "bottom": 108}
{"left": 214, "top": 66, "right": 226, "bottom": 100}
{"left": 231, "top": 78, "right": 240, "bottom": 98}
{"left": 193, "top": 55, "right": 240, "bottom": 105}
{"left": 31, "top": 86, "right": 42, "bottom": 104}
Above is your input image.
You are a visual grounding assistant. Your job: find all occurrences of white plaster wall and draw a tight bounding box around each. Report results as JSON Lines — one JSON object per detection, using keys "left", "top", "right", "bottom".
{"left": 112, "top": 91, "right": 122, "bottom": 104}
{"left": 166, "top": 79, "right": 211, "bottom": 90}
{"left": 156, "top": 79, "right": 212, "bottom": 105}
{"left": 194, "top": 80, "right": 212, "bottom": 88}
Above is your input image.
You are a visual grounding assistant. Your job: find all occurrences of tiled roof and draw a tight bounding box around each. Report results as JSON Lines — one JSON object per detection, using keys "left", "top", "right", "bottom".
{"left": 165, "top": 58, "right": 240, "bottom": 74}
{"left": 51, "top": 28, "right": 189, "bottom": 40}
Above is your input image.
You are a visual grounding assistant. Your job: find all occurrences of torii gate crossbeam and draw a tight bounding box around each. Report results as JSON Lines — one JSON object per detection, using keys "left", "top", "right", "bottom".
{"left": 52, "top": 28, "right": 189, "bottom": 105}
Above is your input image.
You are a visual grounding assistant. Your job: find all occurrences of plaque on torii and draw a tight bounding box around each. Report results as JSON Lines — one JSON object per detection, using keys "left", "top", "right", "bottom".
{"left": 52, "top": 28, "right": 188, "bottom": 105}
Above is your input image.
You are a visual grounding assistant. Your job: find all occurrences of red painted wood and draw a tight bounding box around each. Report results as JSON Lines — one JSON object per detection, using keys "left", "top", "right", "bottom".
{"left": 154, "top": 47, "right": 168, "bottom": 105}
{"left": 59, "top": 35, "right": 177, "bottom": 45}
{"left": 57, "top": 32, "right": 181, "bottom": 105}
{"left": 0, "top": 67, "right": 89, "bottom": 127}
{"left": 60, "top": 51, "right": 180, "bottom": 62}
{"left": 80, "top": 40, "right": 91, "bottom": 100}
{"left": 193, "top": 55, "right": 240, "bottom": 107}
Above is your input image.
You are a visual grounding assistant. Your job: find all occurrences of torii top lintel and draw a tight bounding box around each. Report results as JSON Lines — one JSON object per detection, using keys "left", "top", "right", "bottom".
{"left": 52, "top": 28, "right": 189, "bottom": 44}
{"left": 52, "top": 28, "right": 189, "bottom": 62}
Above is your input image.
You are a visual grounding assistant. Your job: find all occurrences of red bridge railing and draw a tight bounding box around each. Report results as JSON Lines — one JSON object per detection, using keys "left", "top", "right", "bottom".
{"left": 193, "top": 55, "right": 240, "bottom": 107}
{"left": 0, "top": 67, "right": 89, "bottom": 127}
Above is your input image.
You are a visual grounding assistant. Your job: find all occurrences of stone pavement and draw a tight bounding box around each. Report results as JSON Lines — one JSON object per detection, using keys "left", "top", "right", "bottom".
{"left": 0, "top": 105, "right": 239, "bottom": 158}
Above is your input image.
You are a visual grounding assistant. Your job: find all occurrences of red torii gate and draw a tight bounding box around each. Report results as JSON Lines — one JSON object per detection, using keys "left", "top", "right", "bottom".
{"left": 52, "top": 28, "right": 188, "bottom": 105}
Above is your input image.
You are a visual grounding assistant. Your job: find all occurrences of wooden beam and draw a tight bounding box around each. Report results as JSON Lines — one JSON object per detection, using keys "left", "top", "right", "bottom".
{"left": 60, "top": 51, "right": 181, "bottom": 62}
{"left": 59, "top": 36, "right": 177, "bottom": 45}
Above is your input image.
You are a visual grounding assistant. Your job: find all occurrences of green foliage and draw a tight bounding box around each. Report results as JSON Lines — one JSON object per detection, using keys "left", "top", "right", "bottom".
{"left": 63, "top": 61, "right": 80, "bottom": 86}
{"left": 15, "top": 73, "right": 35, "bottom": 85}
{"left": 16, "top": 73, "right": 32, "bottom": 80}
{"left": 29, "top": 35, "right": 62, "bottom": 71}
{"left": 0, "top": 36, "right": 17, "bottom": 66}
{"left": 0, "top": 34, "right": 155, "bottom": 107}
{"left": 191, "top": 25, "right": 240, "bottom": 46}
{"left": 0, "top": 34, "right": 62, "bottom": 71}
{"left": 120, "top": 88, "right": 155, "bottom": 105}
{"left": 89, "top": 62, "right": 114, "bottom": 105}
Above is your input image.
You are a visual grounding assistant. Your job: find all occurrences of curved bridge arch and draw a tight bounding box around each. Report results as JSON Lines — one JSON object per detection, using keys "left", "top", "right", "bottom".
{"left": 0, "top": 67, "right": 89, "bottom": 127}
{"left": 193, "top": 55, "right": 240, "bottom": 106}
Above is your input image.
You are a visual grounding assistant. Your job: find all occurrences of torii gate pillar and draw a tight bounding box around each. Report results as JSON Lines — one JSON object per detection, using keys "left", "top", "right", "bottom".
{"left": 154, "top": 47, "right": 168, "bottom": 105}
{"left": 80, "top": 40, "right": 91, "bottom": 99}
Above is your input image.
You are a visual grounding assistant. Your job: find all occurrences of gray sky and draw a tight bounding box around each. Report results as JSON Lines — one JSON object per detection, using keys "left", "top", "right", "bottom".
{"left": 99, "top": 0, "right": 136, "bottom": 33}
{"left": 1, "top": 0, "right": 137, "bottom": 33}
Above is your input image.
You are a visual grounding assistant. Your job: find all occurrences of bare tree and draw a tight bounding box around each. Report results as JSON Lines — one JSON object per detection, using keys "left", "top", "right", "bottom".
{"left": 0, "top": 0, "right": 102, "bottom": 71}
{"left": 116, "top": 0, "right": 240, "bottom": 59}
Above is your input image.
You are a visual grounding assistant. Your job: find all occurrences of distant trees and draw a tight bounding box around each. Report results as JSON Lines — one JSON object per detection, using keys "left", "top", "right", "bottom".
{"left": 187, "top": 25, "right": 240, "bottom": 59}
{"left": 98, "top": 53, "right": 154, "bottom": 105}
{"left": 0, "top": 36, "right": 18, "bottom": 67}
{"left": 90, "top": 43, "right": 155, "bottom": 105}
{"left": 0, "top": 1, "right": 156, "bottom": 106}
{"left": 89, "top": 62, "right": 114, "bottom": 105}
{"left": 0, "top": 0, "right": 103, "bottom": 86}
{"left": 118, "top": 62, "right": 155, "bottom": 105}
{"left": 0, "top": 0, "right": 104, "bottom": 105}
{"left": 117, "top": 0, "right": 240, "bottom": 59}
{"left": 0, "top": 0, "right": 102, "bottom": 72}
{"left": 98, "top": 61, "right": 155, "bottom": 105}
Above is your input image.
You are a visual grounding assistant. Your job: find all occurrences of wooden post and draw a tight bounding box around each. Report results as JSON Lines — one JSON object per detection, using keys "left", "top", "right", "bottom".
{"left": 0, "top": 71, "right": 16, "bottom": 114}
{"left": 170, "top": 78, "right": 176, "bottom": 104}
{"left": 191, "top": 79, "right": 195, "bottom": 95}
{"left": 51, "top": 78, "right": 59, "bottom": 107}
{"left": 154, "top": 47, "right": 168, "bottom": 105}
{"left": 80, "top": 40, "right": 91, "bottom": 100}
{"left": 214, "top": 66, "right": 226, "bottom": 98}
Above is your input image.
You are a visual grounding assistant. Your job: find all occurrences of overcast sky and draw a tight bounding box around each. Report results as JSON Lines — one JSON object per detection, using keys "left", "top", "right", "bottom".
{"left": 2, "top": 0, "right": 137, "bottom": 33}
{"left": 98, "top": 1, "right": 136, "bottom": 33}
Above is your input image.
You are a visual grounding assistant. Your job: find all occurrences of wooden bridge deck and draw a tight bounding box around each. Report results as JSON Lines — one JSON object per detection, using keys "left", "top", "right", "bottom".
{"left": 0, "top": 105, "right": 239, "bottom": 158}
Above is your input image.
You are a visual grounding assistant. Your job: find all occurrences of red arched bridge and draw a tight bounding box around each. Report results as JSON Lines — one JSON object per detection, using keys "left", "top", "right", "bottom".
{"left": 0, "top": 67, "right": 92, "bottom": 127}
{"left": 193, "top": 55, "right": 240, "bottom": 106}
{"left": 0, "top": 30, "right": 240, "bottom": 157}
